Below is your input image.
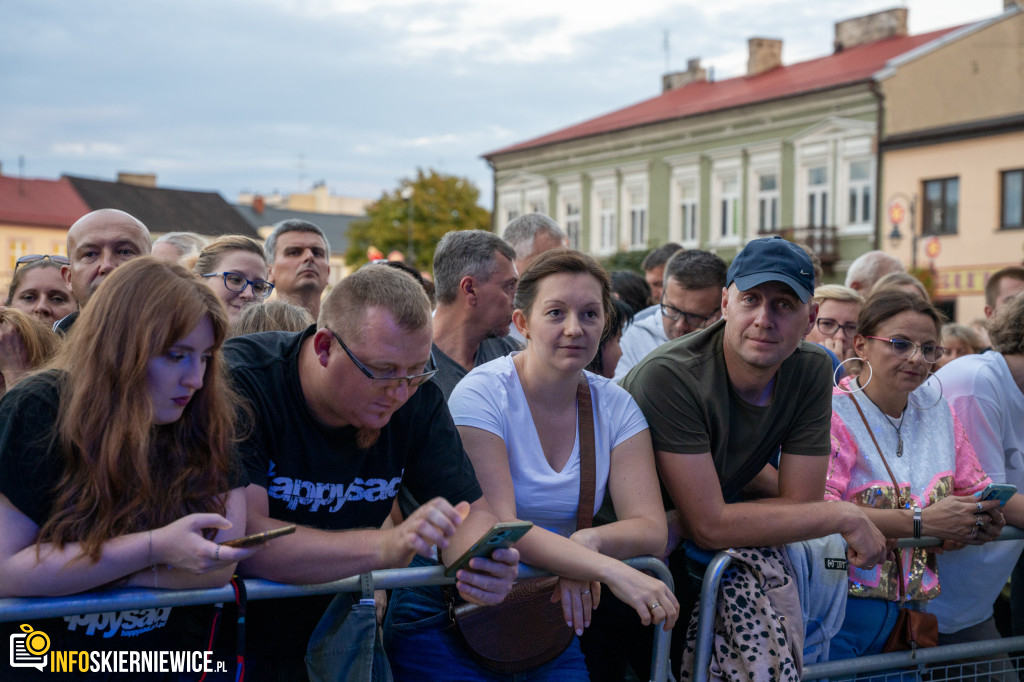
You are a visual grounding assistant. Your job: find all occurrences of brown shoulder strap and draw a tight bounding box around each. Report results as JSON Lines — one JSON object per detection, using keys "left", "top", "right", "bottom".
{"left": 849, "top": 392, "right": 908, "bottom": 603}
{"left": 576, "top": 374, "right": 596, "bottom": 531}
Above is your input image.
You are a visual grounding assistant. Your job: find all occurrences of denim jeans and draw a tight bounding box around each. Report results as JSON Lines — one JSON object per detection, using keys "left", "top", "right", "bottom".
{"left": 383, "top": 580, "right": 589, "bottom": 682}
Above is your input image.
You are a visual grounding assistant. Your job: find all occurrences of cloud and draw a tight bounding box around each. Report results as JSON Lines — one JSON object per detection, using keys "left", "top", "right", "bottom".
{"left": 50, "top": 142, "right": 127, "bottom": 157}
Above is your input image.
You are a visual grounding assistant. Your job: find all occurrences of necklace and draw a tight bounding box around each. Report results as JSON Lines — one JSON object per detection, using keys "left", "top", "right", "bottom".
{"left": 855, "top": 379, "right": 906, "bottom": 457}
{"left": 881, "top": 412, "right": 905, "bottom": 457}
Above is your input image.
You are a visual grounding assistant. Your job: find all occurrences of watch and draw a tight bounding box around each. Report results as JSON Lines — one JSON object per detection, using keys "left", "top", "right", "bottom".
{"left": 913, "top": 506, "right": 923, "bottom": 539}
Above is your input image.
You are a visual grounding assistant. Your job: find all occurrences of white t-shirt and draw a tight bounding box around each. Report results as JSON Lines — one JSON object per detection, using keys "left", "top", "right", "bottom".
{"left": 449, "top": 354, "right": 649, "bottom": 538}
{"left": 614, "top": 304, "right": 669, "bottom": 381}
{"left": 929, "top": 351, "right": 1024, "bottom": 633}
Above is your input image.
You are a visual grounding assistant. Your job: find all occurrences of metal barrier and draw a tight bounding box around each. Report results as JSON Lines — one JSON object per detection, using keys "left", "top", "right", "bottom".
{"left": 692, "top": 528, "right": 1024, "bottom": 682}
{"left": 0, "top": 555, "right": 674, "bottom": 682}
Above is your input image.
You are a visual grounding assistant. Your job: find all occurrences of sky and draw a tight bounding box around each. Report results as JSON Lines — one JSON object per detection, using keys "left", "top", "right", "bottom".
{"left": 0, "top": 1, "right": 1008, "bottom": 210}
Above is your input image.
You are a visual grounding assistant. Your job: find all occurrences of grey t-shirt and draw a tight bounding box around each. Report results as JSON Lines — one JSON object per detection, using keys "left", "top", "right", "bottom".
{"left": 621, "top": 319, "right": 831, "bottom": 500}
{"left": 430, "top": 335, "right": 522, "bottom": 400}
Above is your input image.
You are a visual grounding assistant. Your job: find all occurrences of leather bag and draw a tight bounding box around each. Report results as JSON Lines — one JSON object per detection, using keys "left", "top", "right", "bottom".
{"left": 447, "top": 375, "right": 597, "bottom": 674}
{"left": 850, "top": 396, "right": 939, "bottom": 654}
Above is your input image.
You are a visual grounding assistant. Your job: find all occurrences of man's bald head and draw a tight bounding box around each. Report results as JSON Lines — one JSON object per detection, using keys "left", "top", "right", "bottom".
{"left": 63, "top": 209, "right": 151, "bottom": 305}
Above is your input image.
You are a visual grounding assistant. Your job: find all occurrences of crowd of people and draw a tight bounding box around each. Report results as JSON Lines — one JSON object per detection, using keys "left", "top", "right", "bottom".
{"left": 1, "top": 206, "right": 1023, "bottom": 682}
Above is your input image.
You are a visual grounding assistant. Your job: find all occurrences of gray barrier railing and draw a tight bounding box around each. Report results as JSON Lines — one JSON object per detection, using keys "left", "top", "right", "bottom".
{"left": 692, "top": 527, "right": 1024, "bottom": 682}
{"left": 0, "top": 556, "right": 674, "bottom": 682}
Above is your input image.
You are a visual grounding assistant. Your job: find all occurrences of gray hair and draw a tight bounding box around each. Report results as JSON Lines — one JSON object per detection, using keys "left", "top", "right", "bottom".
{"left": 844, "top": 250, "right": 904, "bottom": 290}
{"left": 433, "top": 230, "right": 516, "bottom": 306}
{"left": 265, "top": 219, "right": 330, "bottom": 266}
{"left": 665, "top": 249, "right": 727, "bottom": 291}
{"left": 153, "top": 232, "right": 207, "bottom": 260}
{"left": 502, "top": 214, "right": 565, "bottom": 262}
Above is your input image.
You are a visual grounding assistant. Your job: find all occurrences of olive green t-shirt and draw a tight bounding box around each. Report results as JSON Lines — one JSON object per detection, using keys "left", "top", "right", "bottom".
{"left": 621, "top": 319, "right": 831, "bottom": 501}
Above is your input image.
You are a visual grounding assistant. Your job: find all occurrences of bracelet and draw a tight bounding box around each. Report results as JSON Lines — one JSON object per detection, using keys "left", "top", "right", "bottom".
{"left": 913, "top": 506, "right": 923, "bottom": 539}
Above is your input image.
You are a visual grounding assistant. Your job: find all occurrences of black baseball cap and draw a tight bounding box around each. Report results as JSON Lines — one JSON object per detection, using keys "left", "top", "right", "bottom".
{"left": 726, "top": 236, "right": 815, "bottom": 303}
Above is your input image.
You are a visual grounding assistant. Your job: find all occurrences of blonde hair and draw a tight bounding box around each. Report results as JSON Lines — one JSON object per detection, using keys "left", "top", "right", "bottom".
{"left": 230, "top": 300, "right": 314, "bottom": 337}
{"left": 319, "top": 265, "right": 431, "bottom": 343}
{"left": 872, "top": 271, "right": 930, "bottom": 301}
{"left": 0, "top": 308, "right": 59, "bottom": 394}
{"left": 193, "top": 235, "right": 267, "bottom": 275}
{"left": 813, "top": 284, "right": 864, "bottom": 306}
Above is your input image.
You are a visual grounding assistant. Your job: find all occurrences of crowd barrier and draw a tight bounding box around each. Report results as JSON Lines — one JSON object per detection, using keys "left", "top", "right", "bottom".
{"left": 0, "top": 555, "right": 675, "bottom": 682}
{"left": 692, "top": 527, "right": 1024, "bottom": 682}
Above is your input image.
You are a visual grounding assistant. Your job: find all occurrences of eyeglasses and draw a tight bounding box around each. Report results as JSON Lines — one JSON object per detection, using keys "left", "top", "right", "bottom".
{"left": 15, "top": 254, "right": 70, "bottom": 271}
{"left": 864, "top": 336, "right": 946, "bottom": 363}
{"left": 816, "top": 318, "right": 858, "bottom": 338}
{"left": 660, "top": 301, "right": 720, "bottom": 330}
{"left": 202, "top": 272, "right": 274, "bottom": 299}
{"left": 325, "top": 326, "right": 438, "bottom": 389}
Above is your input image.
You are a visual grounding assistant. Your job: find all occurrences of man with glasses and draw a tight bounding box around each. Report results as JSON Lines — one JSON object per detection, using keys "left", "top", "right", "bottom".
{"left": 55, "top": 208, "right": 152, "bottom": 333}
{"left": 223, "top": 265, "right": 518, "bottom": 680}
{"left": 614, "top": 249, "right": 726, "bottom": 380}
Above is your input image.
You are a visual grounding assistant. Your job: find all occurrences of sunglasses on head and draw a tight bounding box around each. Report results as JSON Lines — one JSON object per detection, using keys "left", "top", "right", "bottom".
{"left": 15, "top": 254, "right": 70, "bottom": 271}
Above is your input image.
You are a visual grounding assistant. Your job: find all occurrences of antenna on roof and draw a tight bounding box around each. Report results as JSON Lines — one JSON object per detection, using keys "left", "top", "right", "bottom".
{"left": 664, "top": 30, "right": 671, "bottom": 73}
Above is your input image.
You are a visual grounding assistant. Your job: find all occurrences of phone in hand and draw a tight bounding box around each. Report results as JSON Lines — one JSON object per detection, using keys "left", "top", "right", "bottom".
{"left": 979, "top": 483, "right": 1017, "bottom": 504}
{"left": 219, "top": 525, "right": 297, "bottom": 548}
{"left": 443, "top": 521, "right": 533, "bottom": 577}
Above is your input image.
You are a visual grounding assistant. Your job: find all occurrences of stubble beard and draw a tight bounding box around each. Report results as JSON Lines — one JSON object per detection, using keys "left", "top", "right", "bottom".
{"left": 356, "top": 427, "right": 382, "bottom": 449}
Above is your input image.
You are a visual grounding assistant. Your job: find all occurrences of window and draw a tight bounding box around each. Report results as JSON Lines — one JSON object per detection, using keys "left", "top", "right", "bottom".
{"left": 847, "top": 160, "right": 872, "bottom": 226}
{"left": 757, "top": 173, "right": 779, "bottom": 234}
{"left": 627, "top": 186, "right": 647, "bottom": 249}
{"left": 526, "top": 189, "right": 547, "bottom": 216}
{"left": 600, "top": 196, "right": 616, "bottom": 252}
{"left": 564, "top": 200, "right": 581, "bottom": 249}
{"left": 807, "top": 165, "right": 829, "bottom": 228}
{"left": 679, "top": 181, "right": 699, "bottom": 244}
{"left": 9, "top": 238, "right": 29, "bottom": 273}
{"left": 922, "top": 177, "right": 959, "bottom": 235}
{"left": 715, "top": 171, "right": 739, "bottom": 241}
{"left": 1002, "top": 169, "right": 1023, "bottom": 230}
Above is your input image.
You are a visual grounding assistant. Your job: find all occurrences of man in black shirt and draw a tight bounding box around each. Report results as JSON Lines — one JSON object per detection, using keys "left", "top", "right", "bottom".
{"left": 227, "top": 265, "right": 518, "bottom": 679}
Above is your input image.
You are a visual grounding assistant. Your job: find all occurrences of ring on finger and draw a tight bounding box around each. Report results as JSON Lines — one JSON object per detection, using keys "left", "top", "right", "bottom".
{"left": 977, "top": 501, "right": 984, "bottom": 512}
{"left": 215, "top": 545, "right": 221, "bottom": 561}
{"left": 649, "top": 603, "right": 660, "bottom": 610}
{"left": 977, "top": 517, "right": 986, "bottom": 526}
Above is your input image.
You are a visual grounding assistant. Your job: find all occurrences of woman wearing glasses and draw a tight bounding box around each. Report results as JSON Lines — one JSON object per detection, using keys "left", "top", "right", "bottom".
{"left": 194, "top": 235, "right": 273, "bottom": 325}
{"left": 5, "top": 254, "right": 76, "bottom": 325}
{"left": 824, "top": 289, "right": 1008, "bottom": 661}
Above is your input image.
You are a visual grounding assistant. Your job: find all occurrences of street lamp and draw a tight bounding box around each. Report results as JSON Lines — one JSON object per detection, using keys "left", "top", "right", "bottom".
{"left": 400, "top": 186, "right": 414, "bottom": 265}
{"left": 886, "top": 192, "right": 918, "bottom": 271}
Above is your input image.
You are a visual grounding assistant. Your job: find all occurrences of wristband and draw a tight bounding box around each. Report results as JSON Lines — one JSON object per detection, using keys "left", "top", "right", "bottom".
{"left": 913, "top": 506, "right": 922, "bottom": 539}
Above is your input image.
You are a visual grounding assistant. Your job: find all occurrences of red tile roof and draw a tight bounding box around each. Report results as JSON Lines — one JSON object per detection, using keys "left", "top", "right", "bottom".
{"left": 0, "top": 176, "right": 90, "bottom": 228}
{"left": 484, "top": 27, "right": 959, "bottom": 158}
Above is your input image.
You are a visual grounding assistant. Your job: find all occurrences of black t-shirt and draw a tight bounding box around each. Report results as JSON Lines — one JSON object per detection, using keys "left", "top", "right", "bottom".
{"left": 223, "top": 327, "right": 482, "bottom": 661}
{"left": 0, "top": 372, "right": 229, "bottom": 679}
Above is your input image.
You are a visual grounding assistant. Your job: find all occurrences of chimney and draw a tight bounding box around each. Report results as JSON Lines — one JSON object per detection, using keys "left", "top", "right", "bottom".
{"left": 117, "top": 172, "right": 157, "bottom": 187}
{"left": 834, "top": 8, "right": 908, "bottom": 52}
{"left": 662, "top": 58, "right": 707, "bottom": 92}
{"left": 747, "top": 38, "right": 782, "bottom": 76}
{"left": 253, "top": 195, "right": 265, "bottom": 215}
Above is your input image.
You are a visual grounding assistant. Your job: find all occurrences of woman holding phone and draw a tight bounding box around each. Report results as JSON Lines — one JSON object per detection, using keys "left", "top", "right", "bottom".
{"left": 824, "top": 289, "right": 1020, "bottom": 660}
{"left": 385, "top": 249, "right": 677, "bottom": 680}
{"left": 0, "top": 257, "right": 254, "bottom": 672}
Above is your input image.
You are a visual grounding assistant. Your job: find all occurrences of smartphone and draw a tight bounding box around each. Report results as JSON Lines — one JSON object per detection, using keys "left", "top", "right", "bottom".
{"left": 980, "top": 483, "right": 1017, "bottom": 504}
{"left": 443, "top": 521, "right": 533, "bottom": 577}
{"left": 219, "top": 525, "right": 297, "bottom": 548}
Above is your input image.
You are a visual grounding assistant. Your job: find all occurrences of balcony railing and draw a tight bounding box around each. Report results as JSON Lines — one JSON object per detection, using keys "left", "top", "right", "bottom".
{"left": 758, "top": 225, "right": 839, "bottom": 265}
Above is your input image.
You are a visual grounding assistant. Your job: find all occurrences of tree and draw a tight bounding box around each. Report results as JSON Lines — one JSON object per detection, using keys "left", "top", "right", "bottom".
{"left": 345, "top": 169, "right": 491, "bottom": 272}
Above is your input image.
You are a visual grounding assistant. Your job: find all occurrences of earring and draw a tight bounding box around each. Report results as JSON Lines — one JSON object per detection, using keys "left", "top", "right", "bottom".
{"left": 908, "top": 372, "right": 944, "bottom": 410}
{"left": 524, "top": 331, "right": 530, "bottom": 340}
{"left": 833, "top": 357, "right": 873, "bottom": 393}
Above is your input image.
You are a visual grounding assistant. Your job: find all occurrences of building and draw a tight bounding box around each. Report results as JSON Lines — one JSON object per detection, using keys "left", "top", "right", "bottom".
{"left": 878, "top": 3, "right": 1024, "bottom": 322}
{"left": 483, "top": 5, "right": 1020, "bottom": 287}
{"left": 0, "top": 173, "right": 89, "bottom": 291}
